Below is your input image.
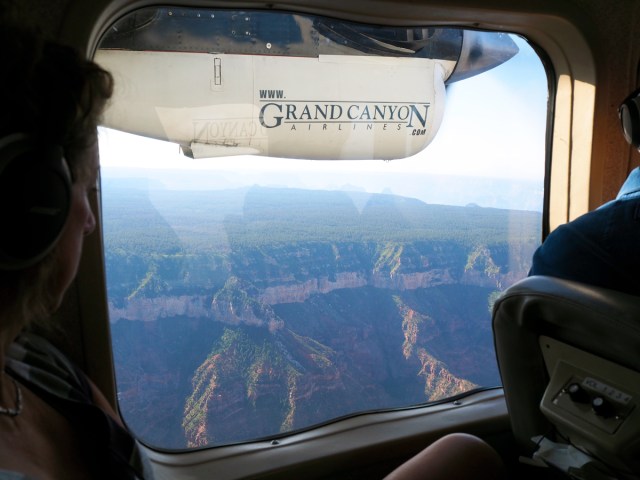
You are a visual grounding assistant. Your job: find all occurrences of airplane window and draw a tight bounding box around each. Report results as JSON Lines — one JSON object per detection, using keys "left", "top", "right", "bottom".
{"left": 96, "top": 7, "right": 548, "bottom": 449}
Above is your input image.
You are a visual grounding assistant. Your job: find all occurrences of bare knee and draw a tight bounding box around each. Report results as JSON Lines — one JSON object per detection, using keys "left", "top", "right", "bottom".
{"left": 384, "top": 433, "right": 505, "bottom": 480}
{"left": 438, "top": 433, "right": 503, "bottom": 472}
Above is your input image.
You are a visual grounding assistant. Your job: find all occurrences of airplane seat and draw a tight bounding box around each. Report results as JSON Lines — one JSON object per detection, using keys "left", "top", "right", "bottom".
{"left": 492, "top": 275, "right": 640, "bottom": 479}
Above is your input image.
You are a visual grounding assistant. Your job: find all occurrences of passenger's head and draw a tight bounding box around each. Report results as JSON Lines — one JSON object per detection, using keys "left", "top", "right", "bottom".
{"left": 0, "top": 22, "right": 113, "bottom": 331}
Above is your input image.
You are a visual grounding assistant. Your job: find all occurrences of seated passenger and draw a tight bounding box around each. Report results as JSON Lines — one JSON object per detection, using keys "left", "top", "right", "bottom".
{"left": 0, "top": 18, "right": 504, "bottom": 480}
{"left": 529, "top": 166, "right": 640, "bottom": 295}
{"left": 0, "top": 21, "right": 152, "bottom": 480}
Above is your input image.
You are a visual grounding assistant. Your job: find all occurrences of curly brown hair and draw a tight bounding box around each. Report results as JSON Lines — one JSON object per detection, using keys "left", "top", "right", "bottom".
{"left": 0, "top": 23, "right": 113, "bottom": 330}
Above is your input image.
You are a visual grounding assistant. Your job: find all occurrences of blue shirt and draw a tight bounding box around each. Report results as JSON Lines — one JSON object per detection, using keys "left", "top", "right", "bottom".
{"left": 529, "top": 167, "right": 640, "bottom": 296}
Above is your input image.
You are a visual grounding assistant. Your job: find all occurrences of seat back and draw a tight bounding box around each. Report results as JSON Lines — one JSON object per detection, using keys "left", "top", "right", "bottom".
{"left": 493, "top": 276, "right": 640, "bottom": 475}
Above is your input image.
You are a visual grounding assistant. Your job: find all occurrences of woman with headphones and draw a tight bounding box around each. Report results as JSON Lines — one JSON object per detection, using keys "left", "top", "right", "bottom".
{"left": 0, "top": 20, "right": 154, "bottom": 479}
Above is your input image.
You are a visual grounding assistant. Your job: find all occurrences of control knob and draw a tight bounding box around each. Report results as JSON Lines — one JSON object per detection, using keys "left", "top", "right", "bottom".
{"left": 567, "top": 383, "right": 589, "bottom": 403}
{"left": 591, "top": 396, "right": 614, "bottom": 418}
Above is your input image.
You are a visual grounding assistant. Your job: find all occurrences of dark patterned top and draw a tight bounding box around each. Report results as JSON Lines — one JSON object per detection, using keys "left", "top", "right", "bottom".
{"left": 1, "top": 333, "right": 153, "bottom": 479}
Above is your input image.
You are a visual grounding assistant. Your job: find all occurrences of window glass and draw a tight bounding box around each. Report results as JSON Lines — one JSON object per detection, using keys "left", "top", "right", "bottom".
{"left": 97, "top": 7, "right": 548, "bottom": 449}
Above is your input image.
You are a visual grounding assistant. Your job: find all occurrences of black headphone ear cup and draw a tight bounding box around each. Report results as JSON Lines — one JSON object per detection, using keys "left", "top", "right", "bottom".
{"left": 0, "top": 134, "right": 72, "bottom": 270}
{"left": 620, "top": 92, "right": 640, "bottom": 148}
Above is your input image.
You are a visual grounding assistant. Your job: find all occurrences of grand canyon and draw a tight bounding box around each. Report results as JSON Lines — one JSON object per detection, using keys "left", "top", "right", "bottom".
{"left": 103, "top": 182, "right": 540, "bottom": 449}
